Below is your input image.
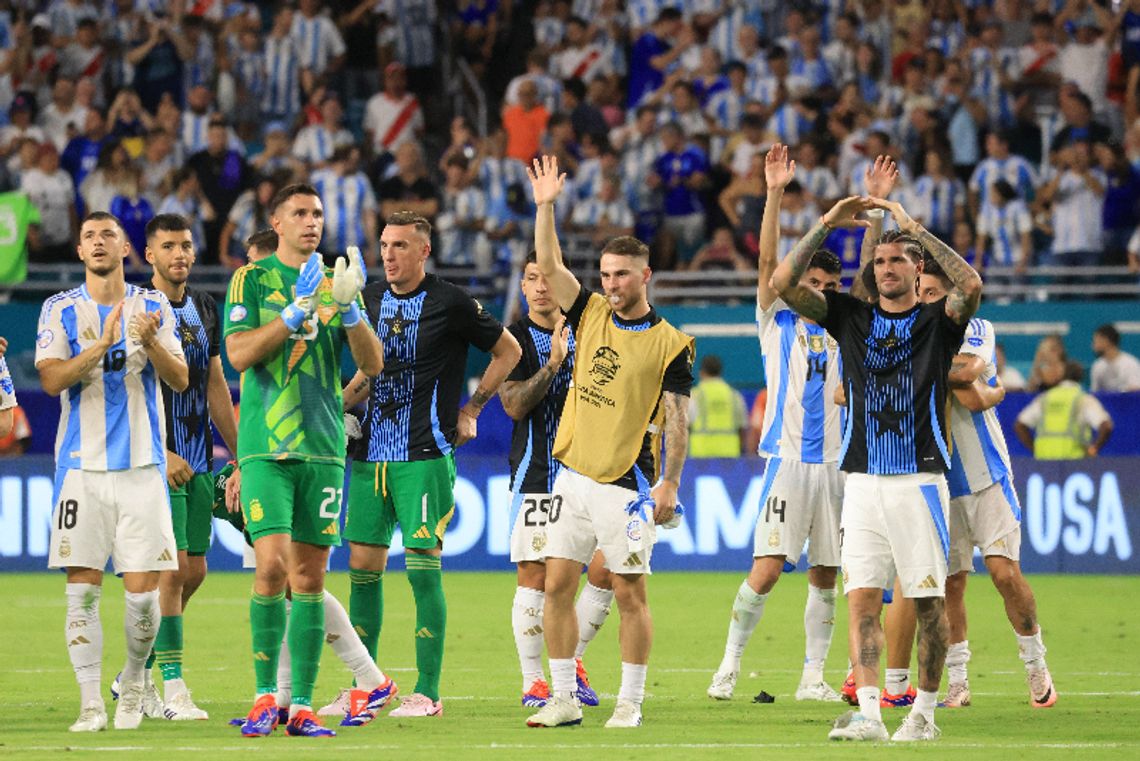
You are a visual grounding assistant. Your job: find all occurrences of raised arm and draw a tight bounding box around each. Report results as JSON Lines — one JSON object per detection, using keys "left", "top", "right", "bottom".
{"left": 872, "top": 197, "right": 982, "bottom": 325}
{"left": 850, "top": 156, "right": 898, "bottom": 303}
{"left": 758, "top": 143, "right": 795, "bottom": 310}
{"left": 772, "top": 196, "right": 873, "bottom": 322}
{"left": 528, "top": 155, "right": 582, "bottom": 311}
{"left": 500, "top": 316, "right": 569, "bottom": 421}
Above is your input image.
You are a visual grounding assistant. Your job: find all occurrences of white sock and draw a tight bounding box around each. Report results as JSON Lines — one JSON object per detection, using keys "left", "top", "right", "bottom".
{"left": 574, "top": 583, "right": 613, "bottom": 658}
{"left": 323, "top": 590, "right": 383, "bottom": 691}
{"left": 1017, "top": 628, "right": 1047, "bottom": 670}
{"left": 512, "top": 587, "right": 546, "bottom": 688}
{"left": 913, "top": 689, "right": 937, "bottom": 723}
{"left": 801, "top": 584, "right": 836, "bottom": 683}
{"left": 121, "top": 590, "right": 159, "bottom": 682}
{"left": 856, "top": 687, "right": 882, "bottom": 722}
{"left": 719, "top": 580, "right": 766, "bottom": 674}
{"left": 276, "top": 600, "right": 292, "bottom": 707}
{"left": 884, "top": 668, "right": 910, "bottom": 695}
{"left": 550, "top": 657, "right": 576, "bottom": 702}
{"left": 946, "top": 640, "right": 971, "bottom": 684}
{"left": 66, "top": 583, "right": 103, "bottom": 707}
{"left": 618, "top": 662, "right": 647, "bottom": 706}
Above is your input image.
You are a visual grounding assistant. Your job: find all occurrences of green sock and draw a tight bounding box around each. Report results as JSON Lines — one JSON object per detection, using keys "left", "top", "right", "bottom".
{"left": 406, "top": 555, "right": 446, "bottom": 702}
{"left": 154, "top": 615, "right": 184, "bottom": 682}
{"left": 287, "top": 592, "right": 325, "bottom": 709}
{"left": 145, "top": 650, "right": 156, "bottom": 670}
{"left": 250, "top": 591, "right": 287, "bottom": 695}
{"left": 349, "top": 569, "right": 384, "bottom": 660}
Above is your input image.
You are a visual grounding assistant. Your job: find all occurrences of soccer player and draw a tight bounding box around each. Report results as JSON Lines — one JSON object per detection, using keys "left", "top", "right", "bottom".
{"left": 340, "top": 211, "right": 521, "bottom": 718}
{"left": 772, "top": 195, "right": 982, "bottom": 742}
{"left": 525, "top": 155, "right": 694, "bottom": 729}
{"left": 140, "top": 213, "right": 238, "bottom": 719}
{"left": 708, "top": 147, "right": 897, "bottom": 702}
{"left": 917, "top": 258, "right": 1057, "bottom": 709}
{"left": 225, "top": 183, "right": 383, "bottom": 738}
{"left": 37, "top": 211, "right": 189, "bottom": 732}
{"left": 500, "top": 251, "right": 610, "bottom": 709}
{"left": 0, "top": 335, "right": 14, "bottom": 439}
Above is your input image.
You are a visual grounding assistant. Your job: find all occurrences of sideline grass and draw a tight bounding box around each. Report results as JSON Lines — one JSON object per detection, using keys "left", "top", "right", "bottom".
{"left": 1, "top": 572, "right": 1137, "bottom": 760}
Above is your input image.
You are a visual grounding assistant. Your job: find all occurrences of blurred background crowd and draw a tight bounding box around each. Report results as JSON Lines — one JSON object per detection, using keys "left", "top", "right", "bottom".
{"left": 4, "top": 0, "right": 1140, "bottom": 283}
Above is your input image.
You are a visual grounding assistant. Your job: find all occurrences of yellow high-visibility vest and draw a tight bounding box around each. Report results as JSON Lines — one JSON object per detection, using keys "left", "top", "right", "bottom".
{"left": 1033, "top": 383, "right": 1088, "bottom": 460}
{"left": 689, "top": 378, "right": 741, "bottom": 458}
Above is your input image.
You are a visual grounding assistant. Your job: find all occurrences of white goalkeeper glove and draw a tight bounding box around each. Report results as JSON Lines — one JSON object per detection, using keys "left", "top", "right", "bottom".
{"left": 331, "top": 245, "right": 367, "bottom": 328}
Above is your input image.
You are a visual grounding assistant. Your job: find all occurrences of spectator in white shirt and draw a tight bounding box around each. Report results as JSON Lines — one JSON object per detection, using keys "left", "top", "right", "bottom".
{"left": 292, "top": 94, "right": 354, "bottom": 168}
{"left": 291, "top": 0, "right": 346, "bottom": 93}
{"left": 364, "top": 62, "right": 424, "bottom": 163}
{"left": 20, "top": 142, "right": 76, "bottom": 262}
{"left": 1039, "top": 139, "right": 1106, "bottom": 270}
{"left": 38, "top": 77, "right": 88, "bottom": 151}
{"left": 1091, "top": 324, "right": 1140, "bottom": 392}
{"left": 996, "top": 342, "right": 1027, "bottom": 391}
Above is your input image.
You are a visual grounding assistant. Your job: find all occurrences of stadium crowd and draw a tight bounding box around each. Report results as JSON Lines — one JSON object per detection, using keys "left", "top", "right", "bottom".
{"left": 5, "top": 0, "right": 1140, "bottom": 278}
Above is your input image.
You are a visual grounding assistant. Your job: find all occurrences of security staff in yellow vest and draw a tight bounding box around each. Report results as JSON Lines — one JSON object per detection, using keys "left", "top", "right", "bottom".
{"left": 1014, "top": 360, "right": 1113, "bottom": 459}
{"left": 524, "top": 154, "right": 694, "bottom": 730}
{"left": 688, "top": 354, "right": 747, "bottom": 458}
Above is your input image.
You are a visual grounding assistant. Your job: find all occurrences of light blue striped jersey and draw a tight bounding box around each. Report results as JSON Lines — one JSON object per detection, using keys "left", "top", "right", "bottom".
{"left": 756, "top": 298, "right": 843, "bottom": 463}
{"left": 35, "top": 284, "right": 183, "bottom": 471}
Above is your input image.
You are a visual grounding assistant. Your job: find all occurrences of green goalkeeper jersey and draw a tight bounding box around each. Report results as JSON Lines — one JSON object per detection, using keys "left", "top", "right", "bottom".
{"left": 224, "top": 253, "right": 348, "bottom": 465}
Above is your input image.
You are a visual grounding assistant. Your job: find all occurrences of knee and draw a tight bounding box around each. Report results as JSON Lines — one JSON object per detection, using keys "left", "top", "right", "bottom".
{"left": 988, "top": 561, "right": 1020, "bottom": 594}
{"left": 808, "top": 565, "right": 838, "bottom": 590}
{"left": 945, "top": 572, "right": 968, "bottom": 599}
{"left": 612, "top": 578, "right": 648, "bottom": 616}
{"left": 255, "top": 558, "right": 288, "bottom": 592}
{"left": 747, "top": 558, "right": 783, "bottom": 594}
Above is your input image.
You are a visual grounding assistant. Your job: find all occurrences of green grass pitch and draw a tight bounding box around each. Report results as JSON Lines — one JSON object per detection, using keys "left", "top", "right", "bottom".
{"left": 1, "top": 571, "right": 1137, "bottom": 760}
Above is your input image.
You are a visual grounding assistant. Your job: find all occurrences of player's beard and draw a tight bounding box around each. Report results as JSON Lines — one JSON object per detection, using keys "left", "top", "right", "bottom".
{"left": 83, "top": 253, "right": 122, "bottom": 277}
{"left": 876, "top": 276, "right": 913, "bottom": 301}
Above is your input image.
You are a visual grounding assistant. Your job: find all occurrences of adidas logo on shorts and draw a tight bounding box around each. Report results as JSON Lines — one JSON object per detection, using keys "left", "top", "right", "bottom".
{"left": 917, "top": 575, "right": 938, "bottom": 590}
{"left": 156, "top": 549, "right": 173, "bottom": 562}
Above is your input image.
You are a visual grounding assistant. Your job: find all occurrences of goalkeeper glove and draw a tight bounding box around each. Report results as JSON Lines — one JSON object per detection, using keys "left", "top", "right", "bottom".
{"left": 281, "top": 251, "right": 325, "bottom": 332}
{"left": 331, "top": 245, "right": 367, "bottom": 328}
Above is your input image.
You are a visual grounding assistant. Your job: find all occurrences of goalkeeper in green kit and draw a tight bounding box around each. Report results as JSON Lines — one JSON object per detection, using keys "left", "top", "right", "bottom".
{"left": 223, "top": 183, "right": 383, "bottom": 738}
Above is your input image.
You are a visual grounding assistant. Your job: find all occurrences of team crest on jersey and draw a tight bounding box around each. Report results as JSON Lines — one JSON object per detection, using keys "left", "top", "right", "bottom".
{"left": 127, "top": 321, "right": 140, "bottom": 342}
{"left": 531, "top": 530, "right": 547, "bottom": 553}
{"left": 249, "top": 499, "right": 264, "bottom": 522}
{"left": 229, "top": 305, "right": 248, "bottom": 323}
{"left": 589, "top": 346, "right": 621, "bottom": 386}
{"left": 59, "top": 537, "right": 71, "bottom": 558}
{"left": 808, "top": 334, "right": 825, "bottom": 353}
{"left": 37, "top": 329, "right": 53, "bottom": 348}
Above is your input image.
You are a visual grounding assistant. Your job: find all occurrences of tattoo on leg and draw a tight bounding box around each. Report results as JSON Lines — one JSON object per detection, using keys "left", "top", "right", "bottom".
{"left": 858, "top": 615, "right": 881, "bottom": 668}
{"left": 915, "top": 598, "right": 948, "bottom": 692}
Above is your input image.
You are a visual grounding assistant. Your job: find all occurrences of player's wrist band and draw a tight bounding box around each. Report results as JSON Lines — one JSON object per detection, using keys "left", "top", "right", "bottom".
{"left": 866, "top": 209, "right": 885, "bottom": 219}
{"left": 339, "top": 301, "right": 362, "bottom": 328}
{"left": 281, "top": 303, "right": 307, "bottom": 332}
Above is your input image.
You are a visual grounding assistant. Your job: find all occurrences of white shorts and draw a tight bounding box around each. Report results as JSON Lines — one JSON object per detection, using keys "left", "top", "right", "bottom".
{"left": 509, "top": 492, "right": 555, "bottom": 564}
{"left": 751, "top": 458, "right": 844, "bottom": 567}
{"left": 49, "top": 466, "right": 178, "bottom": 574}
{"left": 242, "top": 544, "right": 256, "bottom": 569}
{"left": 545, "top": 468, "right": 655, "bottom": 575}
{"left": 948, "top": 478, "right": 1022, "bottom": 574}
{"left": 840, "top": 472, "right": 950, "bottom": 599}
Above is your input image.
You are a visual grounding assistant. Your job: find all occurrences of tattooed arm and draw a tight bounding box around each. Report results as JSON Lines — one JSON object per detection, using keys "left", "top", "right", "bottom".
{"left": 342, "top": 369, "right": 372, "bottom": 410}
{"left": 500, "top": 317, "right": 570, "bottom": 420}
{"left": 456, "top": 329, "right": 523, "bottom": 445}
{"left": 772, "top": 196, "right": 874, "bottom": 321}
{"left": 872, "top": 197, "right": 983, "bottom": 325}
{"left": 650, "top": 389, "right": 689, "bottom": 525}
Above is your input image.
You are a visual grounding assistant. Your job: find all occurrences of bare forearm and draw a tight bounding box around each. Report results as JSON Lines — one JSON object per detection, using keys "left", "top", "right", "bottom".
{"left": 913, "top": 225, "right": 982, "bottom": 321}
{"left": 948, "top": 354, "right": 985, "bottom": 387}
{"left": 225, "top": 322, "right": 292, "bottom": 373}
{"left": 1015, "top": 422, "right": 1034, "bottom": 451}
{"left": 38, "top": 342, "right": 110, "bottom": 395}
{"left": 499, "top": 362, "right": 559, "bottom": 420}
{"left": 771, "top": 220, "right": 830, "bottom": 321}
{"left": 207, "top": 362, "right": 238, "bottom": 453}
{"left": 757, "top": 190, "right": 782, "bottom": 303}
{"left": 346, "top": 322, "right": 383, "bottom": 377}
{"left": 662, "top": 392, "right": 689, "bottom": 485}
{"left": 343, "top": 369, "right": 371, "bottom": 409}
{"left": 145, "top": 342, "right": 189, "bottom": 392}
{"left": 851, "top": 212, "right": 883, "bottom": 302}
{"left": 1092, "top": 421, "right": 1113, "bottom": 452}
